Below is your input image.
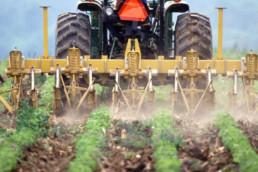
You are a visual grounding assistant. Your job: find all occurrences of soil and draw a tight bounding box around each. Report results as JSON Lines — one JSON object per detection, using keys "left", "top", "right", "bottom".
{"left": 12, "top": 123, "right": 85, "bottom": 172}
{"left": 94, "top": 145, "right": 155, "bottom": 172}
{"left": 0, "top": 112, "right": 15, "bottom": 129}
{"left": 94, "top": 120, "right": 155, "bottom": 172}
{"left": 174, "top": 118, "right": 239, "bottom": 172}
{"left": 1, "top": 92, "right": 257, "bottom": 172}
{"left": 238, "top": 119, "right": 258, "bottom": 153}
{"left": 8, "top": 115, "right": 258, "bottom": 172}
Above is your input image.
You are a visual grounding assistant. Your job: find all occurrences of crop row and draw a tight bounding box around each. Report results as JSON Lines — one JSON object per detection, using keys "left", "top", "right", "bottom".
{"left": 216, "top": 112, "right": 258, "bottom": 172}
{"left": 0, "top": 76, "right": 54, "bottom": 172}
{"left": 151, "top": 110, "right": 182, "bottom": 172}
{"left": 69, "top": 107, "right": 111, "bottom": 172}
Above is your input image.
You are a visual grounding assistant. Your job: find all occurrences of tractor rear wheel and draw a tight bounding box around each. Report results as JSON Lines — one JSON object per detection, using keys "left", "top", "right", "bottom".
{"left": 55, "top": 12, "right": 91, "bottom": 115}
{"left": 175, "top": 13, "right": 212, "bottom": 60}
{"left": 55, "top": 12, "right": 91, "bottom": 59}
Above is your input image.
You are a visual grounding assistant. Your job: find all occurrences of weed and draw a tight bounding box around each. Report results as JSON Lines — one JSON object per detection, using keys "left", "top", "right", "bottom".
{"left": 48, "top": 125, "right": 67, "bottom": 137}
{"left": 114, "top": 120, "right": 152, "bottom": 150}
{"left": 125, "top": 152, "right": 137, "bottom": 159}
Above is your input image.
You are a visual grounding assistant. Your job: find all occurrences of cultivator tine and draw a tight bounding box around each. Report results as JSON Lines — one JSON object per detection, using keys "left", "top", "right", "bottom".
{"left": 89, "top": 65, "right": 93, "bottom": 92}
{"left": 174, "top": 68, "right": 179, "bottom": 93}
{"left": 112, "top": 67, "right": 120, "bottom": 112}
{"left": 31, "top": 67, "right": 38, "bottom": 108}
{"left": 114, "top": 80, "right": 133, "bottom": 114}
{"left": 233, "top": 69, "right": 238, "bottom": 95}
{"left": 1, "top": 5, "right": 257, "bottom": 117}
{"left": 136, "top": 78, "right": 151, "bottom": 114}
{"left": 193, "top": 80, "right": 213, "bottom": 114}
{"left": 147, "top": 67, "right": 155, "bottom": 106}
{"left": 56, "top": 64, "right": 60, "bottom": 89}
{"left": 60, "top": 74, "right": 71, "bottom": 107}
{"left": 227, "top": 52, "right": 257, "bottom": 113}
{"left": 170, "top": 68, "right": 179, "bottom": 111}
{"left": 229, "top": 69, "right": 238, "bottom": 113}
{"left": 176, "top": 77, "right": 190, "bottom": 113}
{"left": 86, "top": 65, "right": 97, "bottom": 110}
{"left": 76, "top": 78, "right": 96, "bottom": 110}
{"left": 31, "top": 67, "right": 35, "bottom": 91}
{"left": 54, "top": 64, "right": 62, "bottom": 113}
{"left": 0, "top": 95, "right": 14, "bottom": 114}
{"left": 15, "top": 75, "right": 22, "bottom": 111}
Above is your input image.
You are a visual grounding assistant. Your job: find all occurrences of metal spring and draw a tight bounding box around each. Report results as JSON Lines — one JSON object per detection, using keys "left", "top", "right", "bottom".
{"left": 186, "top": 52, "right": 198, "bottom": 70}
{"left": 129, "top": 53, "right": 137, "bottom": 75}
{"left": 69, "top": 50, "right": 79, "bottom": 68}
{"left": 10, "top": 51, "right": 21, "bottom": 69}
{"left": 246, "top": 54, "right": 257, "bottom": 75}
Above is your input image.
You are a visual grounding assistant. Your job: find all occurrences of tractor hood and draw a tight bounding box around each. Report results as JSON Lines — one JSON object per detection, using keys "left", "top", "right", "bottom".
{"left": 118, "top": 0, "right": 148, "bottom": 22}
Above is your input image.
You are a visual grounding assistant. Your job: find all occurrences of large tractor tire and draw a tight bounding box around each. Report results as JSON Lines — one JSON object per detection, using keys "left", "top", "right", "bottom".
{"left": 55, "top": 12, "right": 91, "bottom": 59}
{"left": 175, "top": 13, "right": 212, "bottom": 60}
{"left": 55, "top": 12, "right": 91, "bottom": 115}
{"left": 174, "top": 13, "right": 214, "bottom": 114}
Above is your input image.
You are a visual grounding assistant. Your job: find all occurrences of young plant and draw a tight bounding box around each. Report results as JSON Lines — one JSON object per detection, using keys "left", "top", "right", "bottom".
{"left": 69, "top": 107, "right": 111, "bottom": 172}
{"left": 152, "top": 110, "right": 182, "bottom": 172}
{"left": 114, "top": 120, "right": 152, "bottom": 150}
{"left": 0, "top": 129, "right": 37, "bottom": 172}
{"left": 0, "top": 75, "right": 54, "bottom": 171}
{"left": 216, "top": 112, "right": 258, "bottom": 172}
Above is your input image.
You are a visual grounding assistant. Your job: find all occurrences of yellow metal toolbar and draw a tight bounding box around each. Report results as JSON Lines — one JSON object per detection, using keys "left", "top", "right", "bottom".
{"left": 6, "top": 57, "right": 243, "bottom": 75}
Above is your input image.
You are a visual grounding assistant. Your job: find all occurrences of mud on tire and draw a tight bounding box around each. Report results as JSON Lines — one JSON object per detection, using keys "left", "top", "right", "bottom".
{"left": 55, "top": 12, "right": 91, "bottom": 59}
{"left": 175, "top": 13, "right": 212, "bottom": 60}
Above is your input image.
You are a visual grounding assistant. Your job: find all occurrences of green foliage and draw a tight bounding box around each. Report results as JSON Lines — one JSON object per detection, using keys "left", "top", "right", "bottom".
{"left": 16, "top": 101, "right": 50, "bottom": 136}
{"left": 213, "top": 46, "right": 258, "bottom": 60}
{"left": 0, "top": 128, "right": 37, "bottom": 172}
{"left": 153, "top": 85, "right": 172, "bottom": 102}
{"left": 0, "top": 129, "right": 15, "bottom": 146}
{"left": 69, "top": 107, "right": 111, "bottom": 172}
{"left": 0, "top": 75, "right": 54, "bottom": 171}
{"left": 48, "top": 125, "right": 67, "bottom": 137}
{"left": 151, "top": 110, "right": 182, "bottom": 172}
{"left": 114, "top": 120, "right": 152, "bottom": 150}
{"left": 94, "top": 83, "right": 110, "bottom": 98}
{"left": 39, "top": 75, "right": 54, "bottom": 107}
{"left": 0, "top": 60, "right": 7, "bottom": 75}
{"left": 0, "top": 79, "right": 11, "bottom": 112}
{"left": 15, "top": 76, "right": 54, "bottom": 136}
{"left": 216, "top": 112, "right": 258, "bottom": 172}
{"left": 125, "top": 152, "right": 137, "bottom": 159}
{"left": 35, "top": 75, "right": 47, "bottom": 88}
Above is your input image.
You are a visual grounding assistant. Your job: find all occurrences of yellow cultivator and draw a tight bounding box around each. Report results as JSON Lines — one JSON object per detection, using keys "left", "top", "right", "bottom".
{"left": 0, "top": 7, "right": 257, "bottom": 115}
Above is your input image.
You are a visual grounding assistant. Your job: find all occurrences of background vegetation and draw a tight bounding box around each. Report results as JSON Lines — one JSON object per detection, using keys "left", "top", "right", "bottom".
{"left": 213, "top": 47, "right": 258, "bottom": 60}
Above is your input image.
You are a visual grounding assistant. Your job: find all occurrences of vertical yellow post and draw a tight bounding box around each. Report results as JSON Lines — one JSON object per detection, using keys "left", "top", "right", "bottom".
{"left": 40, "top": 6, "right": 50, "bottom": 59}
{"left": 216, "top": 7, "right": 226, "bottom": 60}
